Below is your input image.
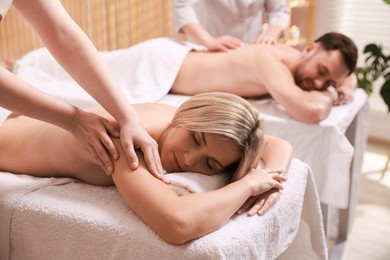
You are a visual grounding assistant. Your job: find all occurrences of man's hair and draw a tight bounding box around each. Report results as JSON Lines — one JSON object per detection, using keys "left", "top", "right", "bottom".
{"left": 167, "top": 92, "right": 264, "bottom": 181}
{"left": 315, "top": 32, "right": 358, "bottom": 75}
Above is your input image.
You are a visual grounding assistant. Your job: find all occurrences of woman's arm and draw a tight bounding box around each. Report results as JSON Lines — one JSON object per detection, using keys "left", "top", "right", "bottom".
{"left": 261, "top": 135, "right": 293, "bottom": 170}
{"left": 238, "top": 135, "right": 293, "bottom": 216}
{"left": 13, "top": 0, "right": 163, "bottom": 178}
{"left": 110, "top": 139, "right": 285, "bottom": 244}
{"left": 255, "top": 0, "right": 290, "bottom": 44}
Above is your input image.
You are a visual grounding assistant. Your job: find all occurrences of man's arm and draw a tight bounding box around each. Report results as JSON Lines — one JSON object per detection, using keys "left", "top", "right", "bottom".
{"left": 334, "top": 73, "right": 358, "bottom": 106}
{"left": 258, "top": 52, "right": 334, "bottom": 123}
{"left": 268, "top": 80, "right": 334, "bottom": 123}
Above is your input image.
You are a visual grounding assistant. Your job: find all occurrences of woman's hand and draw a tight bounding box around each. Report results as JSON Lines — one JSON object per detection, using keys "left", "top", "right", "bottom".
{"left": 254, "top": 34, "right": 279, "bottom": 45}
{"left": 119, "top": 121, "right": 166, "bottom": 182}
{"left": 237, "top": 189, "right": 280, "bottom": 216}
{"left": 204, "top": 35, "right": 243, "bottom": 52}
{"left": 238, "top": 168, "right": 286, "bottom": 216}
{"left": 69, "top": 109, "right": 120, "bottom": 175}
{"left": 242, "top": 168, "right": 286, "bottom": 196}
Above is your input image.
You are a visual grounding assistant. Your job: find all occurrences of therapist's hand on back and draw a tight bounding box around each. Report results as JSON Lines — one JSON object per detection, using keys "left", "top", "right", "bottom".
{"left": 119, "top": 121, "right": 165, "bottom": 182}
{"left": 69, "top": 109, "right": 120, "bottom": 175}
{"left": 70, "top": 110, "right": 164, "bottom": 181}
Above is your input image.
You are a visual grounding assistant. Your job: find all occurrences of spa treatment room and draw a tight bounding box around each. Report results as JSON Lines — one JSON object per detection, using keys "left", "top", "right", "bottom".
{"left": 1, "top": 0, "right": 389, "bottom": 259}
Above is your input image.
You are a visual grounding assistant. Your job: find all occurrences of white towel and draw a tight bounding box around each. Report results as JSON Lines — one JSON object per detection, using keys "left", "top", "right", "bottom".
{"left": 166, "top": 171, "right": 228, "bottom": 195}
{"left": 13, "top": 38, "right": 201, "bottom": 108}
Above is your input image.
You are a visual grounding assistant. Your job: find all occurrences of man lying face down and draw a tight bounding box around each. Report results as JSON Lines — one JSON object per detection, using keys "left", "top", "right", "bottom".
{"left": 171, "top": 32, "right": 358, "bottom": 124}
{"left": 9, "top": 32, "right": 357, "bottom": 124}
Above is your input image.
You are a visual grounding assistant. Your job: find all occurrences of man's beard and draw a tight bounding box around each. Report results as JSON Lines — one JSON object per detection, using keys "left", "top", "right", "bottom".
{"left": 293, "top": 70, "right": 305, "bottom": 90}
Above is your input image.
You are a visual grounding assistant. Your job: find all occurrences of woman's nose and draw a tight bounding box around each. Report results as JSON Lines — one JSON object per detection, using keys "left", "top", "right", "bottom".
{"left": 183, "top": 151, "right": 198, "bottom": 167}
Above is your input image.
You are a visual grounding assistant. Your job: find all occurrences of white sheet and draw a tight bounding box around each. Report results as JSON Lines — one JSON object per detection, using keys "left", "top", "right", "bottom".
{"left": 13, "top": 38, "right": 200, "bottom": 108}
{"left": 0, "top": 158, "right": 327, "bottom": 260}
{"left": 12, "top": 37, "right": 368, "bottom": 209}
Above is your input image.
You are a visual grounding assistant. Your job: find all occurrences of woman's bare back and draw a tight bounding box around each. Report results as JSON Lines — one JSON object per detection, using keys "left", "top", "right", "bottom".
{"left": 0, "top": 103, "right": 175, "bottom": 185}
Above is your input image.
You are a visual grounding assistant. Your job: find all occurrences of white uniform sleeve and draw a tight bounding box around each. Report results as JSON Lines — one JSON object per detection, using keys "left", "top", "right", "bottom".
{"left": 0, "top": 0, "right": 13, "bottom": 21}
{"left": 264, "top": 0, "right": 291, "bottom": 30}
{"left": 172, "top": 0, "right": 200, "bottom": 32}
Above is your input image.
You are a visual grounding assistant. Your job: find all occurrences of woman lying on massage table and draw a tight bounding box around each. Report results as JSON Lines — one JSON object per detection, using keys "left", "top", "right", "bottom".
{"left": 0, "top": 92, "right": 291, "bottom": 244}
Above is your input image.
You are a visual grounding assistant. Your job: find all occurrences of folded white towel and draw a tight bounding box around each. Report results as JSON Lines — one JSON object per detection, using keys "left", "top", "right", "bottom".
{"left": 166, "top": 171, "right": 228, "bottom": 195}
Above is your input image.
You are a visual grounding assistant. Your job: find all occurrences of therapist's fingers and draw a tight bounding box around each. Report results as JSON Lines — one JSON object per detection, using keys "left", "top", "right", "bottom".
{"left": 120, "top": 123, "right": 166, "bottom": 182}
{"left": 69, "top": 109, "right": 116, "bottom": 175}
{"left": 207, "top": 36, "right": 242, "bottom": 52}
{"left": 219, "top": 36, "right": 242, "bottom": 49}
{"left": 255, "top": 35, "right": 278, "bottom": 45}
{"left": 141, "top": 143, "right": 169, "bottom": 184}
{"left": 93, "top": 139, "right": 115, "bottom": 175}
{"left": 101, "top": 120, "right": 119, "bottom": 158}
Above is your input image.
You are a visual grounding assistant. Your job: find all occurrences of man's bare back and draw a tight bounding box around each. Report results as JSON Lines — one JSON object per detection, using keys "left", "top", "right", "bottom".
{"left": 171, "top": 44, "right": 297, "bottom": 98}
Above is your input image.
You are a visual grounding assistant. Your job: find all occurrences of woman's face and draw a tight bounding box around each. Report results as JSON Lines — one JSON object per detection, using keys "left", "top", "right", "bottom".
{"left": 160, "top": 126, "right": 241, "bottom": 175}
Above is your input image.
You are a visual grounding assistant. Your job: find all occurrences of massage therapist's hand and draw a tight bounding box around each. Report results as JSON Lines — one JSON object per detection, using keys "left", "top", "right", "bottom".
{"left": 204, "top": 35, "right": 242, "bottom": 52}
{"left": 119, "top": 121, "right": 165, "bottom": 182}
{"left": 69, "top": 109, "right": 120, "bottom": 175}
{"left": 254, "top": 33, "right": 279, "bottom": 45}
{"left": 238, "top": 168, "right": 285, "bottom": 216}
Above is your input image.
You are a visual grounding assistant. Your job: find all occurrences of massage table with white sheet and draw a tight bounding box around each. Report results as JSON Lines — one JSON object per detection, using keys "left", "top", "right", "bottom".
{"left": 0, "top": 110, "right": 326, "bottom": 259}
{"left": 10, "top": 37, "right": 369, "bottom": 248}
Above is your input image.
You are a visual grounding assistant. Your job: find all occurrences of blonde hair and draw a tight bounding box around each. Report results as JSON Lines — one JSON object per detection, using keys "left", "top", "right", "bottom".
{"left": 167, "top": 92, "right": 263, "bottom": 181}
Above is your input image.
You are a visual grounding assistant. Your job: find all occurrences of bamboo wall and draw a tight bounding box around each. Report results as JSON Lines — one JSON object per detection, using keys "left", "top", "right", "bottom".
{"left": 0, "top": 0, "right": 174, "bottom": 61}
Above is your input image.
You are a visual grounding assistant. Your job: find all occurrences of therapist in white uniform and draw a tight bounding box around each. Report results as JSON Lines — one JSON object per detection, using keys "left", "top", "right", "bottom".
{"left": 0, "top": 0, "right": 164, "bottom": 180}
{"left": 173, "top": 0, "right": 291, "bottom": 51}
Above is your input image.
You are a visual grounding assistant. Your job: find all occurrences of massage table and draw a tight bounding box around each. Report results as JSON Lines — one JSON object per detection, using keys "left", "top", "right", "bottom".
{"left": 0, "top": 106, "right": 326, "bottom": 259}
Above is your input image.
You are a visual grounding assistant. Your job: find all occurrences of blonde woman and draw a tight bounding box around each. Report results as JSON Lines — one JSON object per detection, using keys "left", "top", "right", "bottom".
{"left": 0, "top": 92, "right": 291, "bottom": 244}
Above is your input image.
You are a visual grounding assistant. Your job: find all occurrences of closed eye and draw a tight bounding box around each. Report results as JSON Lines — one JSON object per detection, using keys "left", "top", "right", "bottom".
{"left": 206, "top": 157, "right": 223, "bottom": 173}
{"left": 318, "top": 69, "right": 326, "bottom": 77}
{"left": 206, "top": 158, "right": 213, "bottom": 171}
{"left": 192, "top": 132, "right": 200, "bottom": 145}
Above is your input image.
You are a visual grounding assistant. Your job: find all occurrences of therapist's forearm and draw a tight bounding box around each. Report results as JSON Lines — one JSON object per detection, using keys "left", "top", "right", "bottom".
{"left": 181, "top": 23, "right": 215, "bottom": 46}
{"left": 42, "top": 21, "right": 135, "bottom": 124}
{"left": 0, "top": 67, "right": 79, "bottom": 130}
{"left": 15, "top": 0, "right": 136, "bottom": 124}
